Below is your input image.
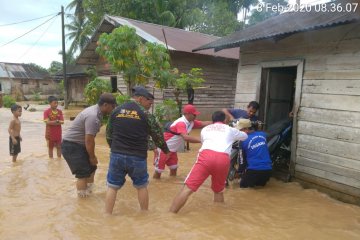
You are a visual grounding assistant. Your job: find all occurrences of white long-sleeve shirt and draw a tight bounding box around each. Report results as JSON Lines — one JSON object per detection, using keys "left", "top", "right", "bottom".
{"left": 199, "top": 122, "right": 248, "bottom": 155}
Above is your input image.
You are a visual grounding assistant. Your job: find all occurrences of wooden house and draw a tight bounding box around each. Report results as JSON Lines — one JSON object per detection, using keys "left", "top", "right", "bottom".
{"left": 194, "top": 3, "right": 360, "bottom": 204}
{"left": 76, "top": 15, "right": 240, "bottom": 119}
{"left": 0, "top": 62, "right": 58, "bottom": 100}
{"left": 54, "top": 65, "right": 91, "bottom": 103}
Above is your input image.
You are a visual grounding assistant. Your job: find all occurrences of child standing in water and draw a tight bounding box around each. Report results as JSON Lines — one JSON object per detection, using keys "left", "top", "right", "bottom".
{"left": 44, "top": 96, "right": 64, "bottom": 158}
{"left": 8, "top": 104, "right": 22, "bottom": 162}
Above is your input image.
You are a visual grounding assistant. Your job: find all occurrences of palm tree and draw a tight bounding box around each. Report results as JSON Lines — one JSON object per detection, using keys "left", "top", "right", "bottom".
{"left": 65, "top": 15, "right": 91, "bottom": 56}
{"left": 65, "top": 0, "right": 90, "bottom": 56}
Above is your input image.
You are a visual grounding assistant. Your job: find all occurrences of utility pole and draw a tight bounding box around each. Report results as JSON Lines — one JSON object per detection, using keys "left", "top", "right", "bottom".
{"left": 61, "top": 6, "right": 68, "bottom": 109}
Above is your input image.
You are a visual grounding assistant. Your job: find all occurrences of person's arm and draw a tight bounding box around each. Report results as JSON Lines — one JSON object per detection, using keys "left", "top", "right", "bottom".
{"left": 147, "top": 114, "right": 170, "bottom": 154}
{"left": 58, "top": 110, "right": 64, "bottom": 124}
{"left": 106, "top": 113, "right": 114, "bottom": 148}
{"left": 175, "top": 121, "right": 201, "bottom": 143}
{"left": 85, "top": 134, "right": 98, "bottom": 166}
{"left": 222, "top": 108, "right": 235, "bottom": 122}
{"left": 43, "top": 110, "right": 63, "bottom": 126}
{"left": 8, "top": 120, "right": 17, "bottom": 144}
{"left": 180, "top": 133, "right": 201, "bottom": 143}
{"left": 232, "top": 128, "right": 248, "bottom": 141}
{"left": 194, "top": 120, "right": 211, "bottom": 129}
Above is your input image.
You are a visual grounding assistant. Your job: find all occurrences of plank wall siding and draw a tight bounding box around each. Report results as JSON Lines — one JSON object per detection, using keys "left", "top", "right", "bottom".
{"left": 96, "top": 52, "right": 238, "bottom": 120}
{"left": 164, "top": 52, "right": 238, "bottom": 119}
{"left": 235, "top": 22, "right": 360, "bottom": 203}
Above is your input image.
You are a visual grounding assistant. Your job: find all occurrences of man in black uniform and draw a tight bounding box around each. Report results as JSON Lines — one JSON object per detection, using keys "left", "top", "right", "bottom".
{"left": 105, "top": 86, "right": 169, "bottom": 214}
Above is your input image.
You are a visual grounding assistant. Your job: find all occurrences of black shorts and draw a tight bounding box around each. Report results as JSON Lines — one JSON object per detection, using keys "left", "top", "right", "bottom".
{"left": 61, "top": 140, "right": 97, "bottom": 179}
{"left": 240, "top": 169, "right": 271, "bottom": 188}
{"left": 9, "top": 136, "right": 21, "bottom": 156}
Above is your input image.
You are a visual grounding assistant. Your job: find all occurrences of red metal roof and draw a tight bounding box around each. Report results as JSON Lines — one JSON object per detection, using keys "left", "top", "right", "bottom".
{"left": 76, "top": 15, "right": 239, "bottom": 65}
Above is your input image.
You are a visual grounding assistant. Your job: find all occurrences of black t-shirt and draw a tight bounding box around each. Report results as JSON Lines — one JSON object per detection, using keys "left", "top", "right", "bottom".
{"left": 110, "top": 101, "right": 148, "bottom": 158}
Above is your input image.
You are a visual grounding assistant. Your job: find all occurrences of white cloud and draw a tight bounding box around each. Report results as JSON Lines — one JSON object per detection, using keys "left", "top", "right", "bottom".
{"left": 0, "top": 0, "right": 72, "bottom": 68}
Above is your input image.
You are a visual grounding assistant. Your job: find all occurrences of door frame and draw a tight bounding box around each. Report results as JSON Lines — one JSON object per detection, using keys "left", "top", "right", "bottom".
{"left": 257, "top": 59, "right": 304, "bottom": 176}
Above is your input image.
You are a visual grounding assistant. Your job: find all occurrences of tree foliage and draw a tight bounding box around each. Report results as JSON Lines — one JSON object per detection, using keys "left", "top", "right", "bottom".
{"left": 96, "top": 26, "right": 174, "bottom": 94}
{"left": 248, "top": 0, "right": 288, "bottom": 26}
{"left": 48, "top": 61, "right": 62, "bottom": 75}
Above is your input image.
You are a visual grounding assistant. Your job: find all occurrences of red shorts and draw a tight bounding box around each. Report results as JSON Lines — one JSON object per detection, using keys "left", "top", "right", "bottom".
{"left": 184, "top": 149, "right": 230, "bottom": 193}
{"left": 154, "top": 148, "right": 178, "bottom": 172}
{"left": 47, "top": 139, "right": 61, "bottom": 148}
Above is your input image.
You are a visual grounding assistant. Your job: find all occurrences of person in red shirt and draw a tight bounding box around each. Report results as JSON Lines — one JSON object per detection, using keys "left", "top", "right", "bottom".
{"left": 44, "top": 96, "right": 64, "bottom": 158}
{"left": 153, "top": 104, "right": 211, "bottom": 179}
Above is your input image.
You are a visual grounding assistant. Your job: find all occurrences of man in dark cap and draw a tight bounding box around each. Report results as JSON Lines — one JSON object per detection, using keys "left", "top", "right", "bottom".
{"left": 105, "top": 86, "right": 169, "bottom": 214}
{"left": 62, "top": 93, "right": 116, "bottom": 198}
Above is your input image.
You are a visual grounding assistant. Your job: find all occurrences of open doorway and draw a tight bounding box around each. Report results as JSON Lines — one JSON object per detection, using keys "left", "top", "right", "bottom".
{"left": 258, "top": 66, "right": 297, "bottom": 180}
{"left": 259, "top": 67, "right": 297, "bottom": 128}
{"left": 110, "top": 76, "right": 118, "bottom": 93}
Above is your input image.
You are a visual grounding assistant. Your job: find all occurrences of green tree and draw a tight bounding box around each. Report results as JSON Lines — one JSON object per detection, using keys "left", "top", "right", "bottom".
{"left": 96, "top": 25, "right": 174, "bottom": 94}
{"left": 27, "top": 63, "right": 49, "bottom": 75}
{"left": 84, "top": 78, "right": 112, "bottom": 105}
{"left": 188, "top": 1, "right": 241, "bottom": 36}
{"left": 66, "top": 0, "right": 92, "bottom": 56}
{"left": 248, "top": 0, "right": 288, "bottom": 26}
{"left": 171, "top": 68, "right": 205, "bottom": 115}
{"left": 82, "top": 0, "right": 242, "bottom": 36}
{"left": 48, "top": 61, "right": 62, "bottom": 75}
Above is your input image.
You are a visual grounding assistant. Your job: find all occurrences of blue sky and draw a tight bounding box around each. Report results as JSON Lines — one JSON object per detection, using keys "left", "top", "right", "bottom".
{"left": 0, "top": 0, "right": 72, "bottom": 68}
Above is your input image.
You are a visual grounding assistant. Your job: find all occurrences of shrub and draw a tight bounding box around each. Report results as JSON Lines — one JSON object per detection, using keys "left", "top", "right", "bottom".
{"left": 116, "top": 94, "right": 131, "bottom": 106}
{"left": 84, "top": 78, "right": 112, "bottom": 105}
{"left": 3, "top": 95, "right": 16, "bottom": 108}
{"left": 154, "top": 99, "right": 179, "bottom": 124}
{"left": 31, "top": 90, "right": 42, "bottom": 101}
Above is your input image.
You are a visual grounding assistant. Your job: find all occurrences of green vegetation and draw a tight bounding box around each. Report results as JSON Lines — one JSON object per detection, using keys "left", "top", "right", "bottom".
{"left": 84, "top": 77, "right": 112, "bottom": 105}
{"left": 96, "top": 26, "right": 174, "bottom": 94}
{"left": 31, "top": 90, "right": 42, "bottom": 101}
{"left": 154, "top": 99, "right": 179, "bottom": 124}
{"left": 115, "top": 94, "right": 131, "bottom": 106}
{"left": 3, "top": 95, "right": 16, "bottom": 108}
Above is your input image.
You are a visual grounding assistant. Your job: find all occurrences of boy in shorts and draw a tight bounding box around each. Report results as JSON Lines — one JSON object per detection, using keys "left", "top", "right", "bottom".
{"left": 8, "top": 104, "right": 22, "bottom": 162}
{"left": 44, "top": 96, "right": 64, "bottom": 158}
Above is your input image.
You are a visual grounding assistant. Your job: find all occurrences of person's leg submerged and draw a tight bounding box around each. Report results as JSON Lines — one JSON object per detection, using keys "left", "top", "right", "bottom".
{"left": 48, "top": 146, "right": 54, "bottom": 158}
{"left": 214, "top": 192, "right": 224, "bottom": 202}
{"left": 170, "top": 169, "right": 177, "bottom": 176}
{"left": 170, "top": 185, "right": 194, "bottom": 213}
{"left": 137, "top": 187, "right": 149, "bottom": 210}
{"left": 56, "top": 145, "right": 61, "bottom": 158}
{"left": 105, "top": 187, "right": 118, "bottom": 214}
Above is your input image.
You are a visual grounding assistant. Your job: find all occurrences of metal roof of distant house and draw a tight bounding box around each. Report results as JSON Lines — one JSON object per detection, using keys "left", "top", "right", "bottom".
{"left": 193, "top": 1, "right": 360, "bottom": 52}
{"left": 76, "top": 15, "right": 239, "bottom": 65}
{"left": 0, "top": 62, "right": 49, "bottom": 79}
{"left": 53, "top": 64, "right": 90, "bottom": 80}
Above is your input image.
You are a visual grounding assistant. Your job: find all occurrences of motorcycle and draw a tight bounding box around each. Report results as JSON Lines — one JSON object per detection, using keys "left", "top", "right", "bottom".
{"left": 226, "top": 118, "right": 293, "bottom": 185}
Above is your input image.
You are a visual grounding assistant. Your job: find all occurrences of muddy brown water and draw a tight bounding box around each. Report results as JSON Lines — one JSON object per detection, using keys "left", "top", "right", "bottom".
{"left": 1, "top": 104, "right": 360, "bottom": 240}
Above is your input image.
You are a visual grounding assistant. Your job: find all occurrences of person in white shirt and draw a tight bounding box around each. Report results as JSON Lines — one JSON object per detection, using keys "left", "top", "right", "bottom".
{"left": 169, "top": 111, "right": 248, "bottom": 213}
{"left": 153, "top": 104, "right": 211, "bottom": 179}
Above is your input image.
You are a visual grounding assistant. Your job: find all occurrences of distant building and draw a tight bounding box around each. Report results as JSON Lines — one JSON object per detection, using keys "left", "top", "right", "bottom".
{"left": 0, "top": 62, "right": 58, "bottom": 100}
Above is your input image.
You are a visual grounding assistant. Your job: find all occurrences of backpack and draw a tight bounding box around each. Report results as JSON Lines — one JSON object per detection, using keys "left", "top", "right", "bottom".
{"left": 163, "top": 121, "right": 180, "bottom": 135}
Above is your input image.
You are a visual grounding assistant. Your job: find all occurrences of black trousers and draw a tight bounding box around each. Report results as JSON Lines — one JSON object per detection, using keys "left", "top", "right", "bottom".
{"left": 240, "top": 169, "right": 271, "bottom": 188}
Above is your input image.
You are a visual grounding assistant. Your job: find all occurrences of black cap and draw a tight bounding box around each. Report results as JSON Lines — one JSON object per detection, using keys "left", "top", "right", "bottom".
{"left": 132, "top": 86, "right": 154, "bottom": 99}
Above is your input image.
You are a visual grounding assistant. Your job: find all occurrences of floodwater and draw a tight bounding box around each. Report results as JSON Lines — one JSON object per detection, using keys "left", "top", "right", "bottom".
{"left": 1, "top": 104, "right": 360, "bottom": 240}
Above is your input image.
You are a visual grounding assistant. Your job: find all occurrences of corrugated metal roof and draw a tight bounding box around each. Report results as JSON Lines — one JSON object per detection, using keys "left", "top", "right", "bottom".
{"left": 193, "top": 1, "right": 360, "bottom": 52}
{"left": 76, "top": 15, "right": 239, "bottom": 65}
{"left": 0, "top": 62, "right": 49, "bottom": 79}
